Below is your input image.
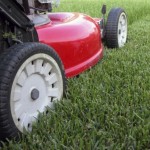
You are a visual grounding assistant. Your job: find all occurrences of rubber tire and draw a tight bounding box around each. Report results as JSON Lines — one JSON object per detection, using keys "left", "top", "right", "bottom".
{"left": 105, "top": 8, "right": 127, "bottom": 48}
{"left": 0, "top": 43, "right": 66, "bottom": 141}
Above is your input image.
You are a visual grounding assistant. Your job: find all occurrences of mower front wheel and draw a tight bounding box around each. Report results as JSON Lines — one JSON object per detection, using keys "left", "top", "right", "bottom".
{"left": 105, "top": 8, "right": 127, "bottom": 48}
{"left": 0, "top": 43, "right": 66, "bottom": 141}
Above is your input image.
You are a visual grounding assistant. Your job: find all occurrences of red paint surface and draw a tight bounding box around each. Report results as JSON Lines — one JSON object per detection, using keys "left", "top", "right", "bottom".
{"left": 36, "top": 13, "right": 103, "bottom": 78}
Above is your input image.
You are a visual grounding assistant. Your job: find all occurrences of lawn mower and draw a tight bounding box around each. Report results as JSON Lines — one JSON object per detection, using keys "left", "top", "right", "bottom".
{"left": 0, "top": 0, "right": 127, "bottom": 141}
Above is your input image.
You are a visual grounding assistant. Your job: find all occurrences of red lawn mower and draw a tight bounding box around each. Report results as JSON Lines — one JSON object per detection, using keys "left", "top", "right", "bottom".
{"left": 0, "top": 0, "right": 127, "bottom": 141}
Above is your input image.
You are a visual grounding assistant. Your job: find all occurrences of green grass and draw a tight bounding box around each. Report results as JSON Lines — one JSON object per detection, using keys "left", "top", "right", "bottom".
{"left": 53, "top": 0, "right": 150, "bottom": 24}
{"left": 1, "top": 0, "right": 150, "bottom": 149}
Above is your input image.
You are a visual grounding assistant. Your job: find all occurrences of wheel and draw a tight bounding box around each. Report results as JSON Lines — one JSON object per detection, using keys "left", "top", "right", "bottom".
{"left": 0, "top": 43, "right": 66, "bottom": 141}
{"left": 105, "top": 8, "right": 127, "bottom": 48}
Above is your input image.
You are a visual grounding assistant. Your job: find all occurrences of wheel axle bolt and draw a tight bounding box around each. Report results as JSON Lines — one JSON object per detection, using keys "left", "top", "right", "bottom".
{"left": 31, "top": 89, "right": 39, "bottom": 100}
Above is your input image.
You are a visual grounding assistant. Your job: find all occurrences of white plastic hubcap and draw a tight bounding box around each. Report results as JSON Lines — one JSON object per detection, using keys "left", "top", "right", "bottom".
{"left": 10, "top": 54, "right": 63, "bottom": 132}
{"left": 118, "top": 12, "right": 127, "bottom": 47}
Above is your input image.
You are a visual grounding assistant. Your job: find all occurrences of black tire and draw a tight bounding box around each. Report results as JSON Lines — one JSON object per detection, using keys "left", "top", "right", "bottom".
{"left": 0, "top": 43, "right": 66, "bottom": 141}
{"left": 105, "top": 8, "right": 127, "bottom": 48}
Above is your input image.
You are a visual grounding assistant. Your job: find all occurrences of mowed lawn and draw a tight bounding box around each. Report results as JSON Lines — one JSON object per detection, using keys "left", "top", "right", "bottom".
{"left": 1, "top": 0, "right": 150, "bottom": 149}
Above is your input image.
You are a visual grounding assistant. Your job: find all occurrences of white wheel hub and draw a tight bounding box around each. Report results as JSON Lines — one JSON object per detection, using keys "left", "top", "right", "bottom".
{"left": 10, "top": 54, "right": 63, "bottom": 132}
{"left": 118, "top": 12, "right": 127, "bottom": 47}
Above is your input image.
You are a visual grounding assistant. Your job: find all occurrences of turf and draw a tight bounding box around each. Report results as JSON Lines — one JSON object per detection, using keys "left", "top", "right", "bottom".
{"left": 1, "top": 0, "right": 150, "bottom": 149}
